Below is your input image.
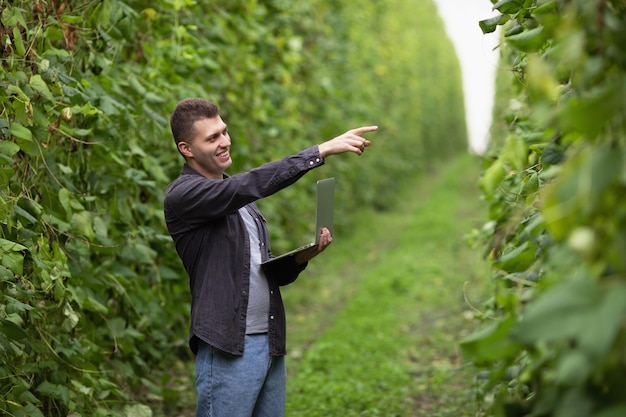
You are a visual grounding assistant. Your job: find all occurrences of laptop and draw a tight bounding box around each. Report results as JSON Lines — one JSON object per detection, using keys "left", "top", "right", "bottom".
{"left": 261, "top": 177, "right": 335, "bottom": 268}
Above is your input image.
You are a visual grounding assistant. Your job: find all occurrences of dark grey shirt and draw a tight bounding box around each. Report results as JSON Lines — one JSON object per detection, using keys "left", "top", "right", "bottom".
{"left": 164, "top": 146, "right": 324, "bottom": 356}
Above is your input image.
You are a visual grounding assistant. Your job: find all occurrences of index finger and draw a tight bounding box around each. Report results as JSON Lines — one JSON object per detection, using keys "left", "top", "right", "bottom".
{"left": 349, "top": 125, "right": 379, "bottom": 136}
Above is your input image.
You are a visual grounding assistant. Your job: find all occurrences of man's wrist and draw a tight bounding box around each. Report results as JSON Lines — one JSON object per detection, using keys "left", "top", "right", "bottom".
{"left": 318, "top": 143, "right": 329, "bottom": 158}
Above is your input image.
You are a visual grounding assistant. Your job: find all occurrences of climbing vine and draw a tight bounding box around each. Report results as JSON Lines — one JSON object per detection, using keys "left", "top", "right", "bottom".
{"left": 1, "top": 0, "right": 466, "bottom": 415}
{"left": 464, "top": 1, "right": 626, "bottom": 416}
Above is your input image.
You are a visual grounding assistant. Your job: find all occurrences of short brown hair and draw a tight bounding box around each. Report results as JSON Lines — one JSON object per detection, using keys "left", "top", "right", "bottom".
{"left": 170, "top": 98, "right": 220, "bottom": 145}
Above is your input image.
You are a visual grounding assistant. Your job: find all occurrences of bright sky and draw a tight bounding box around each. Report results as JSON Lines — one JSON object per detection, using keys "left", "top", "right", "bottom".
{"left": 433, "top": 0, "right": 501, "bottom": 154}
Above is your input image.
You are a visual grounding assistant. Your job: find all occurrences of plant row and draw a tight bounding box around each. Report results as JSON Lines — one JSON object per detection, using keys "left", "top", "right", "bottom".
{"left": 464, "top": 1, "right": 626, "bottom": 416}
{"left": 0, "top": 0, "right": 466, "bottom": 415}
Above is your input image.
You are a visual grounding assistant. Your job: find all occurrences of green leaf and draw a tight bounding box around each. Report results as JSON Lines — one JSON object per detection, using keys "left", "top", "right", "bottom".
{"left": 479, "top": 14, "right": 509, "bottom": 34}
{"left": 1, "top": 6, "right": 28, "bottom": 28}
{"left": 70, "top": 211, "right": 95, "bottom": 240}
{"left": 10, "top": 123, "right": 32, "bottom": 141}
{"left": 559, "top": 79, "right": 626, "bottom": 137}
{"left": 7, "top": 84, "right": 30, "bottom": 101}
{"left": 0, "top": 140, "right": 20, "bottom": 157}
{"left": 121, "top": 242, "right": 157, "bottom": 265}
{"left": 123, "top": 404, "right": 153, "bottom": 417}
{"left": 493, "top": 0, "right": 524, "bottom": 14}
{"left": 87, "top": 298, "right": 110, "bottom": 315}
{"left": 543, "top": 145, "right": 622, "bottom": 239}
{"left": 554, "top": 350, "right": 591, "bottom": 385}
{"left": 493, "top": 241, "right": 537, "bottom": 273}
{"left": 47, "top": 213, "right": 72, "bottom": 234}
{"left": 36, "top": 381, "right": 70, "bottom": 405}
{"left": 0, "top": 318, "right": 29, "bottom": 341}
{"left": 520, "top": 171, "right": 539, "bottom": 196}
{"left": 527, "top": 55, "right": 560, "bottom": 102}
{"left": 506, "top": 26, "right": 547, "bottom": 52}
{"left": 534, "top": 0, "right": 558, "bottom": 15}
{"left": 64, "top": 126, "right": 93, "bottom": 137}
{"left": 17, "top": 196, "right": 42, "bottom": 221}
{"left": 60, "top": 15, "right": 83, "bottom": 24}
{"left": 54, "top": 279, "right": 66, "bottom": 301}
{"left": 14, "top": 205, "right": 37, "bottom": 225}
{"left": 17, "top": 388, "right": 41, "bottom": 407}
{"left": 21, "top": 403, "right": 46, "bottom": 417}
{"left": 541, "top": 144, "right": 565, "bottom": 165}
{"left": 58, "top": 188, "right": 73, "bottom": 218}
{"left": 512, "top": 280, "right": 626, "bottom": 359}
{"left": 12, "top": 27, "right": 26, "bottom": 57}
{"left": 144, "top": 91, "right": 166, "bottom": 104}
{"left": 501, "top": 135, "right": 528, "bottom": 171}
{"left": 0, "top": 238, "right": 27, "bottom": 252}
{"left": 479, "top": 159, "right": 506, "bottom": 197}
{"left": 128, "top": 76, "right": 147, "bottom": 95}
{"left": 460, "top": 316, "right": 522, "bottom": 364}
{"left": 4, "top": 255, "right": 23, "bottom": 278}
{"left": 504, "top": 25, "right": 524, "bottom": 37}
{"left": 62, "top": 304, "right": 80, "bottom": 330}
{"left": 4, "top": 296, "right": 33, "bottom": 314}
{"left": 29, "top": 74, "right": 55, "bottom": 102}
{"left": 93, "top": 216, "right": 110, "bottom": 242}
{"left": 0, "top": 265, "right": 14, "bottom": 280}
{"left": 142, "top": 103, "right": 169, "bottom": 126}
{"left": 44, "top": 46, "right": 71, "bottom": 57}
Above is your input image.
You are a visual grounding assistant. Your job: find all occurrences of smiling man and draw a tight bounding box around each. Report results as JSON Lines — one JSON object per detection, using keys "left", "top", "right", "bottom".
{"left": 163, "top": 98, "right": 376, "bottom": 417}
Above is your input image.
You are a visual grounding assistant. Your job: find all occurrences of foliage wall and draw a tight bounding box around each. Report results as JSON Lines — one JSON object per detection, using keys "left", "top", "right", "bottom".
{"left": 0, "top": 0, "right": 466, "bottom": 415}
{"left": 464, "top": 1, "right": 626, "bottom": 416}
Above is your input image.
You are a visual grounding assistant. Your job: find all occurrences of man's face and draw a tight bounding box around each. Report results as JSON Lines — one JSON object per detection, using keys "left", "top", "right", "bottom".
{"left": 179, "top": 116, "right": 232, "bottom": 179}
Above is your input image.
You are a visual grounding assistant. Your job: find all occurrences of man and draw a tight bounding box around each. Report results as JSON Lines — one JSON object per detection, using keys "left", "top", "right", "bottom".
{"left": 164, "top": 98, "right": 376, "bottom": 417}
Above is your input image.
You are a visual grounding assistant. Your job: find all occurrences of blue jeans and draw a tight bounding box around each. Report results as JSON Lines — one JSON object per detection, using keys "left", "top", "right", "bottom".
{"left": 195, "top": 334, "right": 286, "bottom": 417}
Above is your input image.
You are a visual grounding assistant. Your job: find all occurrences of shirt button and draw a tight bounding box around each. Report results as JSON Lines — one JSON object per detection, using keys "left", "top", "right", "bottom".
{"left": 270, "top": 315, "right": 274, "bottom": 320}
{"left": 270, "top": 290, "right": 274, "bottom": 295}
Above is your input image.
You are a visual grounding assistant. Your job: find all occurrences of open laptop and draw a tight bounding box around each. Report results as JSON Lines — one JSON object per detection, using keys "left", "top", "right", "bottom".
{"left": 261, "top": 177, "right": 335, "bottom": 268}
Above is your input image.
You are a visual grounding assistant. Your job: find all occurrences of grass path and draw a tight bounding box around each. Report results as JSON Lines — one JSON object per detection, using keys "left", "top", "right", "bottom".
{"left": 282, "top": 153, "right": 491, "bottom": 416}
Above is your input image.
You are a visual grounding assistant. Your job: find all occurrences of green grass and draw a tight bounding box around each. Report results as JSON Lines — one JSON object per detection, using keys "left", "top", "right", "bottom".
{"left": 282, "top": 153, "right": 492, "bottom": 416}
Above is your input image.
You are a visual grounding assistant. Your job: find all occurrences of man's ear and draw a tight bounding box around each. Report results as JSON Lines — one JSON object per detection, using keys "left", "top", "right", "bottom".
{"left": 177, "top": 141, "right": 193, "bottom": 158}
